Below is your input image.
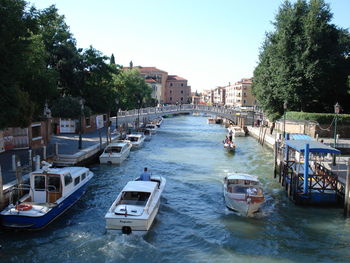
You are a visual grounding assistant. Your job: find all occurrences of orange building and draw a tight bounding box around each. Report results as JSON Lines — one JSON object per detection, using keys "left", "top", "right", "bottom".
{"left": 164, "top": 75, "right": 191, "bottom": 104}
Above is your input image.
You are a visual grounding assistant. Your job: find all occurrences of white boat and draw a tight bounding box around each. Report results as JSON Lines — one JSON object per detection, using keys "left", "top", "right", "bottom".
{"left": 223, "top": 173, "right": 264, "bottom": 217}
{"left": 145, "top": 123, "right": 157, "bottom": 134}
{"left": 0, "top": 164, "right": 94, "bottom": 229}
{"left": 153, "top": 117, "right": 163, "bottom": 127}
{"left": 143, "top": 129, "right": 152, "bottom": 141}
{"left": 99, "top": 140, "right": 132, "bottom": 164}
{"left": 126, "top": 133, "right": 145, "bottom": 149}
{"left": 105, "top": 175, "right": 166, "bottom": 234}
{"left": 228, "top": 126, "right": 245, "bottom": 137}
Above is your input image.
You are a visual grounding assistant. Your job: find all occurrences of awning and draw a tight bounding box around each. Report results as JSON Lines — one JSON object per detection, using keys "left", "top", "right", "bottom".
{"left": 285, "top": 140, "right": 341, "bottom": 154}
{"left": 289, "top": 134, "right": 314, "bottom": 141}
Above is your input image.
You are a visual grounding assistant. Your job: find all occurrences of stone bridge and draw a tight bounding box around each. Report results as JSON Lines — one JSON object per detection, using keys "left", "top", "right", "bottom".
{"left": 111, "top": 104, "right": 261, "bottom": 128}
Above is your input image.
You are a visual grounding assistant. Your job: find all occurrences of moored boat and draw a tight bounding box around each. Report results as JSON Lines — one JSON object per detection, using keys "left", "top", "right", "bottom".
{"left": 105, "top": 175, "right": 166, "bottom": 234}
{"left": 126, "top": 133, "right": 145, "bottom": 149}
{"left": 99, "top": 140, "right": 132, "bottom": 164}
{"left": 145, "top": 123, "right": 157, "bottom": 134}
{"left": 228, "top": 126, "right": 245, "bottom": 137}
{"left": 223, "top": 173, "right": 264, "bottom": 216}
{"left": 0, "top": 164, "right": 94, "bottom": 229}
{"left": 143, "top": 129, "right": 152, "bottom": 141}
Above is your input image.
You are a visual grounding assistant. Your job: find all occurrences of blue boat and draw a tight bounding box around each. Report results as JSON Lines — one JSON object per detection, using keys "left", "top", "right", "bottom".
{"left": 0, "top": 164, "right": 94, "bottom": 229}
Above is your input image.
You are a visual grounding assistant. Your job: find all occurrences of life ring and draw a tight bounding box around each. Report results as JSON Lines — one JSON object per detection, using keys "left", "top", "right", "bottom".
{"left": 15, "top": 204, "right": 32, "bottom": 211}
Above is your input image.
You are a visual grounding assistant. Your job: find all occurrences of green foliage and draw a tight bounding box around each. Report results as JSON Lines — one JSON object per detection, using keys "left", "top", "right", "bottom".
{"left": 253, "top": 0, "right": 350, "bottom": 117}
{"left": 113, "top": 69, "right": 153, "bottom": 110}
{"left": 285, "top": 111, "right": 350, "bottom": 124}
{"left": 51, "top": 96, "right": 91, "bottom": 118}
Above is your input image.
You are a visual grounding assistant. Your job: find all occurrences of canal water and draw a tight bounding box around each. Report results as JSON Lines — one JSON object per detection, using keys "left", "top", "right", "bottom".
{"left": 2, "top": 115, "right": 350, "bottom": 263}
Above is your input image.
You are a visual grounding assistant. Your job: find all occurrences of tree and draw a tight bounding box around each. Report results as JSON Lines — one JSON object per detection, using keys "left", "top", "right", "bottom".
{"left": 110, "top": 53, "right": 115, "bottom": 65}
{"left": 0, "top": 0, "right": 38, "bottom": 128}
{"left": 253, "top": 0, "right": 350, "bottom": 117}
{"left": 113, "top": 68, "right": 152, "bottom": 110}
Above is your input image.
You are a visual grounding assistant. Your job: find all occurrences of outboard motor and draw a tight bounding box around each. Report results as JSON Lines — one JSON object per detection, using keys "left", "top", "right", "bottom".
{"left": 122, "top": 226, "right": 132, "bottom": 235}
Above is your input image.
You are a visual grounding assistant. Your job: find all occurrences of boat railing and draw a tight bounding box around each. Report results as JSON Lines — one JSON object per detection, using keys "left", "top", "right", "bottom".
{"left": 9, "top": 184, "right": 32, "bottom": 205}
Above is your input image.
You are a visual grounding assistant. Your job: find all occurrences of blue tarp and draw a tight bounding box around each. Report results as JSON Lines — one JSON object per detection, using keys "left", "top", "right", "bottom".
{"left": 289, "top": 134, "right": 314, "bottom": 141}
{"left": 285, "top": 139, "right": 341, "bottom": 154}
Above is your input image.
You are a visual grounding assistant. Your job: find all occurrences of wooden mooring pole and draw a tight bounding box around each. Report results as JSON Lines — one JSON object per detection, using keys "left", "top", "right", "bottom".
{"left": 0, "top": 165, "right": 5, "bottom": 209}
{"left": 273, "top": 141, "right": 278, "bottom": 178}
{"left": 344, "top": 158, "right": 350, "bottom": 217}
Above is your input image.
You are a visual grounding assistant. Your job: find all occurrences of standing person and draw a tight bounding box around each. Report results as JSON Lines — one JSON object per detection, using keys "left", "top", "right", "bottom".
{"left": 140, "top": 167, "right": 151, "bottom": 181}
{"left": 229, "top": 129, "right": 233, "bottom": 142}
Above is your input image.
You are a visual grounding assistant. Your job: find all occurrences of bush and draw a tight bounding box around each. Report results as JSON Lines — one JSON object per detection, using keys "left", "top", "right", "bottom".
{"left": 285, "top": 111, "right": 350, "bottom": 125}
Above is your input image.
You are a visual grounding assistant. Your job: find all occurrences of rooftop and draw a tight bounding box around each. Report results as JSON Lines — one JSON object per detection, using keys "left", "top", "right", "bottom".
{"left": 167, "top": 75, "right": 187, "bottom": 81}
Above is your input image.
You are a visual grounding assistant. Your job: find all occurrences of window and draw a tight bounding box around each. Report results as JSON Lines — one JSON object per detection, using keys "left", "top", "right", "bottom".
{"left": 181, "top": 97, "right": 183, "bottom": 101}
{"left": 170, "top": 90, "right": 172, "bottom": 94}
{"left": 243, "top": 100, "right": 246, "bottom": 104}
{"left": 170, "top": 83, "right": 173, "bottom": 87}
{"left": 64, "top": 174, "right": 73, "bottom": 186}
{"left": 170, "top": 97, "right": 172, "bottom": 101}
{"left": 181, "top": 90, "right": 183, "bottom": 94}
{"left": 82, "top": 173, "right": 87, "bottom": 181}
{"left": 48, "top": 176, "right": 61, "bottom": 192}
{"left": 74, "top": 176, "right": 80, "bottom": 186}
{"left": 34, "top": 176, "right": 45, "bottom": 190}
{"left": 31, "top": 124, "right": 42, "bottom": 140}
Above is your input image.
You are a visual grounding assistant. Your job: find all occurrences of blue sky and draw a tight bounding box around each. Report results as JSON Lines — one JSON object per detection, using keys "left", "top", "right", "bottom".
{"left": 29, "top": 0, "right": 350, "bottom": 92}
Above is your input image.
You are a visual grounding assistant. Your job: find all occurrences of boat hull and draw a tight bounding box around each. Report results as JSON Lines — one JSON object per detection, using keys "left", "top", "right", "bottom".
{"left": 224, "top": 193, "right": 262, "bottom": 216}
{"left": 99, "top": 148, "right": 131, "bottom": 164}
{"left": 1, "top": 179, "right": 91, "bottom": 229}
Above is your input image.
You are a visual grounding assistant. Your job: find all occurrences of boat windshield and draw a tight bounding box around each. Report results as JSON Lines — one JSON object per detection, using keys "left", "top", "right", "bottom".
{"left": 120, "top": 191, "right": 150, "bottom": 206}
{"left": 105, "top": 146, "right": 122, "bottom": 153}
{"left": 128, "top": 137, "right": 139, "bottom": 142}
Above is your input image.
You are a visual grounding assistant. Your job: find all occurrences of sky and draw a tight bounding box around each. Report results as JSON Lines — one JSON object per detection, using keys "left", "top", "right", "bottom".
{"left": 29, "top": 0, "right": 350, "bottom": 92}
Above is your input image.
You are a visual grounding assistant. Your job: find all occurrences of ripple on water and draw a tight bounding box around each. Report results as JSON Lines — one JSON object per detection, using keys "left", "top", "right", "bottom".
{"left": 1, "top": 116, "right": 350, "bottom": 263}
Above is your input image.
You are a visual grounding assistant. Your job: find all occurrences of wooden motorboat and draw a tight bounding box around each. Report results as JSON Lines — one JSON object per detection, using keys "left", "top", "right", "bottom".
{"left": 223, "top": 173, "right": 264, "bottom": 216}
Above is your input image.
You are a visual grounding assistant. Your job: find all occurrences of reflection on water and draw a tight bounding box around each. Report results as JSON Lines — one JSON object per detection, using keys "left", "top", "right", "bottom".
{"left": 1, "top": 115, "right": 350, "bottom": 263}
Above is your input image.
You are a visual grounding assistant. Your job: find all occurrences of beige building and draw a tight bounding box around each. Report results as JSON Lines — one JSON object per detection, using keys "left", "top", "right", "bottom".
{"left": 125, "top": 66, "right": 168, "bottom": 104}
{"left": 164, "top": 75, "right": 191, "bottom": 104}
{"left": 212, "top": 86, "right": 226, "bottom": 106}
{"left": 226, "top": 78, "right": 256, "bottom": 107}
{"left": 145, "top": 78, "right": 162, "bottom": 103}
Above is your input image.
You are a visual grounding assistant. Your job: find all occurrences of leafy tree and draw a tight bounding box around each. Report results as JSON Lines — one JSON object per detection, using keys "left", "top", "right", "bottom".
{"left": 113, "top": 68, "right": 152, "bottom": 110}
{"left": 110, "top": 53, "right": 116, "bottom": 65}
{"left": 253, "top": 0, "right": 350, "bottom": 118}
{"left": 0, "top": 0, "right": 37, "bottom": 128}
{"left": 51, "top": 96, "right": 91, "bottom": 118}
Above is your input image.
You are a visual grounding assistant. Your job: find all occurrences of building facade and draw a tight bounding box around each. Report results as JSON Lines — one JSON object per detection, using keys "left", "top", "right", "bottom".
{"left": 212, "top": 86, "right": 226, "bottom": 106}
{"left": 164, "top": 75, "right": 191, "bottom": 104}
{"left": 226, "top": 78, "right": 256, "bottom": 108}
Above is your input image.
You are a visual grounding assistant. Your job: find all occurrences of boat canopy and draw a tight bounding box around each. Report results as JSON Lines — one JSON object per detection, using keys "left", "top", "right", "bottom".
{"left": 123, "top": 181, "right": 157, "bottom": 193}
{"left": 227, "top": 173, "right": 259, "bottom": 182}
{"left": 285, "top": 140, "right": 340, "bottom": 154}
{"left": 289, "top": 134, "right": 314, "bottom": 141}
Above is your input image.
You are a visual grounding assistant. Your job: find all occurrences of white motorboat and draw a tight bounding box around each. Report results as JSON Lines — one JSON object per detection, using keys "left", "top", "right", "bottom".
{"left": 126, "top": 133, "right": 145, "bottom": 149}
{"left": 1, "top": 164, "right": 94, "bottom": 229}
{"left": 228, "top": 126, "right": 245, "bottom": 137}
{"left": 223, "top": 173, "right": 264, "bottom": 217}
{"left": 145, "top": 123, "right": 157, "bottom": 134}
{"left": 154, "top": 117, "right": 163, "bottom": 127}
{"left": 99, "top": 140, "right": 132, "bottom": 164}
{"left": 105, "top": 175, "right": 166, "bottom": 234}
{"left": 143, "top": 129, "right": 152, "bottom": 141}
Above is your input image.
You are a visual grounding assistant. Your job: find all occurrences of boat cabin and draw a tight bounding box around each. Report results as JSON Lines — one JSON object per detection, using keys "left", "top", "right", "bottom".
{"left": 28, "top": 167, "right": 90, "bottom": 204}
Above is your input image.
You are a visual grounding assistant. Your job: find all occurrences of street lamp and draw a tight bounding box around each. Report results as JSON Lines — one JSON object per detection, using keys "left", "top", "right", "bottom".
{"left": 137, "top": 99, "right": 141, "bottom": 130}
{"left": 332, "top": 102, "right": 340, "bottom": 166}
{"left": 78, "top": 99, "right": 84, "bottom": 150}
{"left": 283, "top": 101, "right": 288, "bottom": 138}
{"left": 115, "top": 98, "right": 119, "bottom": 132}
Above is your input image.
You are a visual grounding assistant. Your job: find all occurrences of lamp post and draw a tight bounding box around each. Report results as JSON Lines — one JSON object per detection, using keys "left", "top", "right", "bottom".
{"left": 283, "top": 101, "right": 288, "bottom": 138}
{"left": 137, "top": 99, "right": 141, "bottom": 130}
{"left": 115, "top": 98, "right": 119, "bottom": 131}
{"left": 78, "top": 99, "right": 84, "bottom": 150}
{"left": 333, "top": 102, "right": 340, "bottom": 166}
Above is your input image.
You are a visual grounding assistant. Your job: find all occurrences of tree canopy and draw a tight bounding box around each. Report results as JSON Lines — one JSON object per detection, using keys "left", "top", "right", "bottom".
{"left": 0, "top": 0, "right": 152, "bottom": 129}
{"left": 253, "top": 0, "right": 350, "bottom": 119}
